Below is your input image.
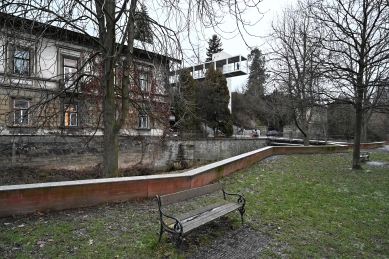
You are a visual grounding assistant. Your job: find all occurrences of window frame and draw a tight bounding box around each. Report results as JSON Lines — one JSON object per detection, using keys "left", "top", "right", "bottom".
{"left": 138, "top": 72, "right": 148, "bottom": 92}
{"left": 12, "top": 99, "right": 30, "bottom": 126}
{"left": 63, "top": 57, "right": 79, "bottom": 90}
{"left": 64, "top": 103, "right": 78, "bottom": 127}
{"left": 114, "top": 62, "right": 123, "bottom": 95}
{"left": 7, "top": 43, "right": 34, "bottom": 76}
{"left": 13, "top": 47, "right": 31, "bottom": 75}
{"left": 138, "top": 110, "right": 148, "bottom": 129}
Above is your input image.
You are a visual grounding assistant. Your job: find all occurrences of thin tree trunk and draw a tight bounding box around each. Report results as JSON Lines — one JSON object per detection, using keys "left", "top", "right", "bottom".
{"left": 293, "top": 113, "right": 310, "bottom": 146}
{"left": 303, "top": 135, "right": 310, "bottom": 146}
{"left": 361, "top": 114, "right": 367, "bottom": 142}
{"left": 352, "top": 91, "right": 363, "bottom": 169}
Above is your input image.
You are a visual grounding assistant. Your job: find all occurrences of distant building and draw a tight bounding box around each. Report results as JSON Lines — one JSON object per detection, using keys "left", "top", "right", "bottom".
{"left": 170, "top": 51, "right": 248, "bottom": 110}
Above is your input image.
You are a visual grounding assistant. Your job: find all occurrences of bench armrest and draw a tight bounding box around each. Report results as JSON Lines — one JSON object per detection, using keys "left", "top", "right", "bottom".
{"left": 156, "top": 195, "right": 183, "bottom": 236}
{"left": 222, "top": 189, "right": 246, "bottom": 207}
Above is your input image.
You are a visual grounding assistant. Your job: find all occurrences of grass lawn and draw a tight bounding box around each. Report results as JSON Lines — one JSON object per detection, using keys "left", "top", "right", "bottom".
{"left": 1, "top": 151, "right": 388, "bottom": 258}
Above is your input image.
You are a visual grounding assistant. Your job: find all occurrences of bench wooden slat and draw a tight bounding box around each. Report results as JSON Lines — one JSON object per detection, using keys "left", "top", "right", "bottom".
{"left": 169, "top": 202, "right": 242, "bottom": 233}
{"left": 164, "top": 200, "right": 229, "bottom": 225}
{"left": 160, "top": 183, "right": 222, "bottom": 206}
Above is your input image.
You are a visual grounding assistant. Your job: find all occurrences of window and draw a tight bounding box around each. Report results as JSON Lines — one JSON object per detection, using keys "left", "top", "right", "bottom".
{"left": 64, "top": 58, "right": 78, "bottom": 88}
{"left": 64, "top": 104, "right": 78, "bottom": 126}
{"left": 14, "top": 48, "right": 30, "bottom": 75}
{"left": 114, "top": 63, "right": 122, "bottom": 88}
{"left": 139, "top": 73, "right": 148, "bottom": 91}
{"left": 138, "top": 110, "right": 148, "bottom": 129}
{"left": 83, "top": 54, "right": 92, "bottom": 74}
{"left": 113, "top": 65, "right": 122, "bottom": 97}
{"left": 13, "top": 99, "right": 29, "bottom": 125}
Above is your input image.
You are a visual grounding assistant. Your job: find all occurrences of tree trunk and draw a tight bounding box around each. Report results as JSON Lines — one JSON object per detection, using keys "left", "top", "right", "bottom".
{"left": 361, "top": 113, "right": 367, "bottom": 142}
{"left": 293, "top": 113, "right": 310, "bottom": 146}
{"left": 102, "top": 77, "right": 119, "bottom": 177}
{"left": 97, "top": 0, "right": 135, "bottom": 178}
{"left": 303, "top": 135, "right": 310, "bottom": 146}
{"left": 103, "top": 124, "right": 119, "bottom": 177}
{"left": 352, "top": 91, "right": 363, "bottom": 170}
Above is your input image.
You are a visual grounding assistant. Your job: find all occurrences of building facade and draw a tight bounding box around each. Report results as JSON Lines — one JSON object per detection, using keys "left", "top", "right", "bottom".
{"left": 0, "top": 13, "right": 179, "bottom": 137}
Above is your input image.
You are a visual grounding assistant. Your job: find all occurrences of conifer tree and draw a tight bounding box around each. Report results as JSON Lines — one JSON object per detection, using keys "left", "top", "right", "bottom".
{"left": 246, "top": 48, "right": 268, "bottom": 97}
{"left": 205, "top": 34, "right": 223, "bottom": 62}
{"left": 197, "top": 65, "right": 233, "bottom": 136}
{"left": 134, "top": 4, "right": 153, "bottom": 44}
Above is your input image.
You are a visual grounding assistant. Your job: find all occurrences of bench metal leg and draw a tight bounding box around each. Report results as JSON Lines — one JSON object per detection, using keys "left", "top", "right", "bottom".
{"left": 238, "top": 207, "right": 245, "bottom": 225}
{"left": 158, "top": 224, "right": 164, "bottom": 242}
{"left": 176, "top": 235, "right": 183, "bottom": 246}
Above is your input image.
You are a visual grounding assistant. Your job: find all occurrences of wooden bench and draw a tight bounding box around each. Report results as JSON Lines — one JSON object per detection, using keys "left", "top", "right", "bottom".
{"left": 156, "top": 183, "right": 246, "bottom": 243}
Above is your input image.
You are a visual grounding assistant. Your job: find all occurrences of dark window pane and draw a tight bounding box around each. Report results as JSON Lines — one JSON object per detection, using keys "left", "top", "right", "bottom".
{"left": 14, "top": 107, "right": 28, "bottom": 125}
{"left": 64, "top": 58, "right": 78, "bottom": 68}
{"left": 14, "top": 49, "right": 30, "bottom": 74}
{"left": 14, "top": 49, "right": 29, "bottom": 59}
{"left": 14, "top": 100, "right": 29, "bottom": 109}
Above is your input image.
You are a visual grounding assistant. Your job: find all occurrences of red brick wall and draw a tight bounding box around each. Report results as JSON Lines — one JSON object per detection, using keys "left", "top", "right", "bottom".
{"left": 0, "top": 144, "right": 362, "bottom": 217}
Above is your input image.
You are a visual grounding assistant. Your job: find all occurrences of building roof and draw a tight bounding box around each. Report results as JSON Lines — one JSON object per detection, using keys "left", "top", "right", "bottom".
{"left": 0, "top": 12, "right": 181, "bottom": 64}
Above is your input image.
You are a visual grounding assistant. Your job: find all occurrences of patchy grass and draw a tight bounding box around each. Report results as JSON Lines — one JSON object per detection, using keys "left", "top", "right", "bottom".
{"left": 1, "top": 151, "right": 389, "bottom": 258}
{"left": 221, "top": 152, "right": 389, "bottom": 258}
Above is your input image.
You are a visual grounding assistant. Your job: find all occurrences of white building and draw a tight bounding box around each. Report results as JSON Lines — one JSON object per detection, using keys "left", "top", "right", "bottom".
{"left": 170, "top": 51, "right": 248, "bottom": 110}
{"left": 0, "top": 12, "right": 180, "bottom": 136}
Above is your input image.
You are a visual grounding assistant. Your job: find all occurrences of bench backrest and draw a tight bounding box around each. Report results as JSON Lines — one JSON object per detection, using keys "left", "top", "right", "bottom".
{"left": 159, "top": 183, "right": 222, "bottom": 206}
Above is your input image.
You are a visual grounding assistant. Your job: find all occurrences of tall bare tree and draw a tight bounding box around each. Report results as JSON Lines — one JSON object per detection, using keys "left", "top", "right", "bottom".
{"left": 0, "top": 0, "right": 262, "bottom": 177}
{"left": 308, "top": 0, "right": 389, "bottom": 169}
{"left": 270, "top": 3, "right": 325, "bottom": 146}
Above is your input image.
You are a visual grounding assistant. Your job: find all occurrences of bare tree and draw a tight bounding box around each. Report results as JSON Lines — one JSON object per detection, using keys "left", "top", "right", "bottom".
{"left": 0, "top": 1, "right": 262, "bottom": 177}
{"left": 270, "top": 3, "right": 325, "bottom": 146}
{"left": 308, "top": 0, "right": 389, "bottom": 169}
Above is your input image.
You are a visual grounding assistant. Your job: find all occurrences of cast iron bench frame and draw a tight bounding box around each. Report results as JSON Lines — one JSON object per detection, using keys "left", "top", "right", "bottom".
{"left": 156, "top": 182, "right": 246, "bottom": 243}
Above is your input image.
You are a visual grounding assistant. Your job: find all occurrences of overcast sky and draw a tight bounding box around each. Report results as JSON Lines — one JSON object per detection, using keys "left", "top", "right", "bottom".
{"left": 212, "top": 0, "right": 295, "bottom": 91}
{"left": 181, "top": 0, "right": 296, "bottom": 92}
{"left": 146, "top": 0, "right": 296, "bottom": 91}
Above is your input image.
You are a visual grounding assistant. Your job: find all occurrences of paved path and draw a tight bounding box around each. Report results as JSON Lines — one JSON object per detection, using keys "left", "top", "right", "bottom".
{"left": 185, "top": 226, "right": 272, "bottom": 259}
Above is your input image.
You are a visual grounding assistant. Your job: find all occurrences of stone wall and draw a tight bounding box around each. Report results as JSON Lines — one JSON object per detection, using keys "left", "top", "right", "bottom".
{"left": 0, "top": 135, "right": 267, "bottom": 170}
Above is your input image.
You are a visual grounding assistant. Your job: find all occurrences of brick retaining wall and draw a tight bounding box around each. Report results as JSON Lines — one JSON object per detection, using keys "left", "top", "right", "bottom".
{"left": 0, "top": 144, "right": 359, "bottom": 217}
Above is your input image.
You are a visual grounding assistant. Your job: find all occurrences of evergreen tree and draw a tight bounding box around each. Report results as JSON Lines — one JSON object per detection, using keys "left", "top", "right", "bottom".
{"left": 205, "top": 34, "right": 223, "bottom": 62}
{"left": 197, "top": 65, "right": 233, "bottom": 136}
{"left": 246, "top": 48, "right": 268, "bottom": 97}
{"left": 172, "top": 69, "right": 199, "bottom": 131}
{"left": 134, "top": 4, "right": 153, "bottom": 44}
